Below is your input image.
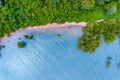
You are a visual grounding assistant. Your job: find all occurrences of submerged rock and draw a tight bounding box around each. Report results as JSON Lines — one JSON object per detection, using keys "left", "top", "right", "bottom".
{"left": 1, "top": 45, "right": 5, "bottom": 48}
{"left": 57, "top": 34, "right": 61, "bottom": 37}
{"left": 0, "top": 45, "right": 5, "bottom": 50}
{"left": 118, "top": 63, "right": 120, "bottom": 69}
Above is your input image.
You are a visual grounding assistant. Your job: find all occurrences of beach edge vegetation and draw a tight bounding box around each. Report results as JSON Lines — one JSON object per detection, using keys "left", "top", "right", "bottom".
{"left": 78, "top": 19, "right": 120, "bottom": 53}
{"left": 0, "top": 0, "right": 120, "bottom": 38}
{"left": 1, "top": 0, "right": 120, "bottom": 52}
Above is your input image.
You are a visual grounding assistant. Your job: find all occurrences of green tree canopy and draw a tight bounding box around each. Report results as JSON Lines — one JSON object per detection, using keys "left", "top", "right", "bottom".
{"left": 81, "top": 0, "right": 95, "bottom": 10}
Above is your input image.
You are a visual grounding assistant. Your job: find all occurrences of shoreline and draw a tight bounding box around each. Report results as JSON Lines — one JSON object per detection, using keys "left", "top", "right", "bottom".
{"left": 0, "top": 22, "right": 87, "bottom": 43}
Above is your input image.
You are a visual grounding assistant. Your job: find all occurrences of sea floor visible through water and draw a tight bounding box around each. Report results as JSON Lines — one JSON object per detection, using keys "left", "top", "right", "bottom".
{"left": 0, "top": 26, "right": 120, "bottom": 80}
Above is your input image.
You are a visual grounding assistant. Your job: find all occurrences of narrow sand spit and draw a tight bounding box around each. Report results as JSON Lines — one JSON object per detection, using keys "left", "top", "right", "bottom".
{"left": 0, "top": 22, "right": 87, "bottom": 42}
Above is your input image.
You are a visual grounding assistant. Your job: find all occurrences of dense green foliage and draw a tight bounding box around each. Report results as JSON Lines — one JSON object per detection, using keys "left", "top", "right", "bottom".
{"left": 24, "top": 35, "right": 33, "bottom": 40}
{"left": 17, "top": 41, "right": 26, "bottom": 48}
{"left": 81, "top": 0, "right": 95, "bottom": 10}
{"left": 0, "top": 0, "right": 120, "bottom": 39}
{"left": 78, "top": 19, "right": 120, "bottom": 53}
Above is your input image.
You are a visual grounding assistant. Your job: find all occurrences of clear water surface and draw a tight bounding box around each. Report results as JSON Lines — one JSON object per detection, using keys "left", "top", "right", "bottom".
{"left": 0, "top": 26, "right": 120, "bottom": 80}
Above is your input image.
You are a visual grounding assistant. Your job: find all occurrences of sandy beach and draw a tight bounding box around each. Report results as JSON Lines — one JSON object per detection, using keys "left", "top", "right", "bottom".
{"left": 0, "top": 22, "right": 87, "bottom": 42}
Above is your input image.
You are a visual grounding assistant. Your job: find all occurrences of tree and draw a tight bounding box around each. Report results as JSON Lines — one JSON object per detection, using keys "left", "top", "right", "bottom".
{"left": 24, "top": 35, "right": 33, "bottom": 40}
{"left": 78, "top": 19, "right": 118, "bottom": 53}
{"left": 81, "top": 0, "right": 95, "bottom": 10}
{"left": 17, "top": 41, "right": 26, "bottom": 48}
{"left": 104, "top": 2, "right": 117, "bottom": 15}
{"left": 96, "top": 0, "right": 104, "bottom": 5}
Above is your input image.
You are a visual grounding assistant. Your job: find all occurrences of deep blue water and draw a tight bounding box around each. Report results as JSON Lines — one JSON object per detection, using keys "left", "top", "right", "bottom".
{"left": 0, "top": 26, "right": 120, "bottom": 80}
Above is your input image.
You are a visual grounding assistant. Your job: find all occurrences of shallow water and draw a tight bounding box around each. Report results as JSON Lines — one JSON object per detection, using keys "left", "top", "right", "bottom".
{"left": 0, "top": 26, "right": 120, "bottom": 80}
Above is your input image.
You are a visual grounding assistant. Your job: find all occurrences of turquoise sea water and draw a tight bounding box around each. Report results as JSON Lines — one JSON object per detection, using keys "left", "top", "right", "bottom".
{"left": 0, "top": 26, "right": 120, "bottom": 80}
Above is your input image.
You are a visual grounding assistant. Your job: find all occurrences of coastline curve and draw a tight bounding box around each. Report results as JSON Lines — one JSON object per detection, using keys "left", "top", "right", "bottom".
{"left": 0, "top": 22, "right": 87, "bottom": 42}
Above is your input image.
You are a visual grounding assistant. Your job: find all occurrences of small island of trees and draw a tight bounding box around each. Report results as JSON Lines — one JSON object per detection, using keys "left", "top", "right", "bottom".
{"left": 17, "top": 41, "right": 26, "bottom": 48}
{"left": 24, "top": 35, "right": 33, "bottom": 40}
